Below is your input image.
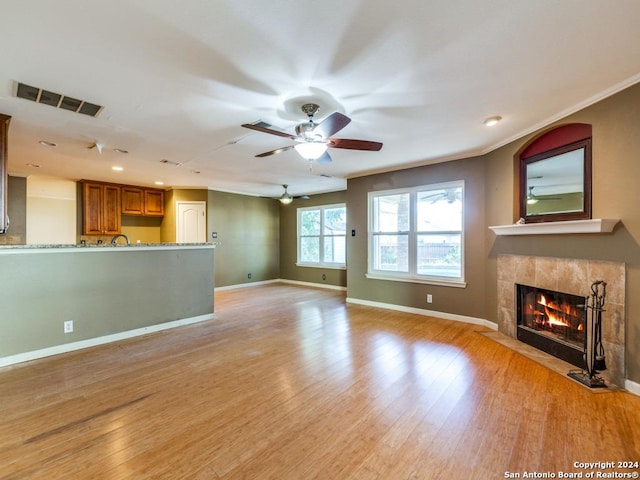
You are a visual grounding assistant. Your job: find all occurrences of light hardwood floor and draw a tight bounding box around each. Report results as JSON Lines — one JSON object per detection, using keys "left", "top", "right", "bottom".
{"left": 1, "top": 284, "right": 638, "bottom": 479}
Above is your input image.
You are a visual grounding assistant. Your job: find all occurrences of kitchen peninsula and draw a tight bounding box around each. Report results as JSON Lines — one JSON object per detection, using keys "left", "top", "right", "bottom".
{"left": 0, "top": 243, "right": 214, "bottom": 366}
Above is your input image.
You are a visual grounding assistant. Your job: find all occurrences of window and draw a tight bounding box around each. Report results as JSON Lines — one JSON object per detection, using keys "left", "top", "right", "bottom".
{"left": 297, "top": 204, "right": 346, "bottom": 267}
{"left": 368, "top": 181, "right": 464, "bottom": 286}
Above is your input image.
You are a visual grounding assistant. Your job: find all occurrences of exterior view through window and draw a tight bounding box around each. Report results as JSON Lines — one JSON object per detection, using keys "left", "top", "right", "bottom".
{"left": 368, "top": 181, "right": 464, "bottom": 284}
{"left": 297, "top": 204, "right": 346, "bottom": 267}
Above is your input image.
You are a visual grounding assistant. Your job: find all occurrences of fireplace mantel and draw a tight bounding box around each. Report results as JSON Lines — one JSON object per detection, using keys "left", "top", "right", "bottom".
{"left": 489, "top": 218, "right": 619, "bottom": 236}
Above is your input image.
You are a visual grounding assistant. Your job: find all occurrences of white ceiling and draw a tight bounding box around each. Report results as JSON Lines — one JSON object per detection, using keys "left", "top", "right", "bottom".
{"left": 1, "top": 0, "right": 640, "bottom": 200}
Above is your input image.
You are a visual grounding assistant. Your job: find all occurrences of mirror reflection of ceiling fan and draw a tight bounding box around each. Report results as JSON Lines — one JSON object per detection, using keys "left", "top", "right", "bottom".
{"left": 241, "top": 103, "right": 382, "bottom": 163}
{"left": 526, "top": 186, "right": 562, "bottom": 204}
{"left": 422, "top": 189, "right": 461, "bottom": 204}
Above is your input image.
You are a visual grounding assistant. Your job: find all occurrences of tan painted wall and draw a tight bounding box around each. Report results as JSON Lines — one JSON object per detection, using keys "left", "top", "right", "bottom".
{"left": 485, "top": 81, "right": 640, "bottom": 383}
{"left": 279, "top": 190, "right": 347, "bottom": 288}
{"left": 346, "top": 156, "right": 486, "bottom": 318}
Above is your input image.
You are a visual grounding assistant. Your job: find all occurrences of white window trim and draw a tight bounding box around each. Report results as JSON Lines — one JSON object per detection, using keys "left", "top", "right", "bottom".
{"left": 297, "top": 203, "right": 347, "bottom": 268}
{"left": 367, "top": 180, "right": 466, "bottom": 287}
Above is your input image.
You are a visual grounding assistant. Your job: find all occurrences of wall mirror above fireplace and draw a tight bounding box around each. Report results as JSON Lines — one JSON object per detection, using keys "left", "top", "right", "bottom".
{"left": 519, "top": 123, "right": 592, "bottom": 223}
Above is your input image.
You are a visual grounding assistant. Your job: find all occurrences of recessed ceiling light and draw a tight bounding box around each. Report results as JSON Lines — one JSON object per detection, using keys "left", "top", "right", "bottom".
{"left": 191, "top": 170, "right": 201, "bottom": 174}
{"left": 155, "top": 181, "right": 164, "bottom": 186}
{"left": 483, "top": 116, "right": 502, "bottom": 127}
{"left": 26, "top": 163, "right": 40, "bottom": 168}
{"left": 112, "top": 166, "right": 124, "bottom": 172}
{"left": 114, "top": 148, "right": 129, "bottom": 154}
{"left": 39, "top": 140, "right": 57, "bottom": 147}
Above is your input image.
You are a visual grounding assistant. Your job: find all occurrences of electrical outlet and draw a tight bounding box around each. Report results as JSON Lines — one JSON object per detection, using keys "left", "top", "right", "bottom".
{"left": 63, "top": 320, "right": 74, "bottom": 333}
{"left": 427, "top": 294, "right": 433, "bottom": 304}
{"left": 248, "top": 273, "right": 252, "bottom": 279}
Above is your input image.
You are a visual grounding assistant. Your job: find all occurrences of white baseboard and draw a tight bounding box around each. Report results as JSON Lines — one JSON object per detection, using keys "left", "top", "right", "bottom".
{"left": 346, "top": 297, "right": 498, "bottom": 330}
{"left": 278, "top": 279, "right": 347, "bottom": 291}
{"left": 214, "top": 279, "right": 280, "bottom": 291}
{"left": 216, "top": 279, "right": 346, "bottom": 292}
{"left": 625, "top": 379, "right": 640, "bottom": 397}
{"left": 0, "top": 313, "right": 214, "bottom": 368}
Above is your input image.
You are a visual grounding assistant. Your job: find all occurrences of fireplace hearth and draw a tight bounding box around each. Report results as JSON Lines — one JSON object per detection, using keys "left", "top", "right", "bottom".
{"left": 516, "top": 284, "right": 587, "bottom": 368}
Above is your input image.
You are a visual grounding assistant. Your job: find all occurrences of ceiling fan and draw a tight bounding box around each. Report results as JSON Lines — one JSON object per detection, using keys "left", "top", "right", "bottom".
{"left": 241, "top": 103, "right": 382, "bottom": 163}
{"left": 526, "top": 186, "right": 562, "bottom": 204}
{"left": 277, "top": 184, "right": 309, "bottom": 205}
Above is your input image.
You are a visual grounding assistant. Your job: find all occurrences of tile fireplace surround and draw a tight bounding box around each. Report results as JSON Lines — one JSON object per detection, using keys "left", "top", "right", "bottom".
{"left": 497, "top": 254, "right": 626, "bottom": 388}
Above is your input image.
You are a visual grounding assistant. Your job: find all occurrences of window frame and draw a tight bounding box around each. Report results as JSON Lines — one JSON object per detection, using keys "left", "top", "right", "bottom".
{"left": 296, "top": 203, "right": 347, "bottom": 269}
{"left": 367, "top": 180, "right": 466, "bottom": 288}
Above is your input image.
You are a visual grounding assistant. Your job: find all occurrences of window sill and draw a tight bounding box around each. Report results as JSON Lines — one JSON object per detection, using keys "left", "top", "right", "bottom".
{"left": 296, "top": 263, "right": 346, "bottom": 270}
{"left": 365, "top": 273, "right": 467, "bottom": 288}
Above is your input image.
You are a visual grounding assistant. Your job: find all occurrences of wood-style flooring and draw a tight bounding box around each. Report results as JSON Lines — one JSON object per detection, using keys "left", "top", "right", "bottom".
{"left": 0, "top": 284, "right": 638, "bottom": 479}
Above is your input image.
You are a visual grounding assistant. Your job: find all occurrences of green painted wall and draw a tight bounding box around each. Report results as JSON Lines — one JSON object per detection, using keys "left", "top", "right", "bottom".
{"left": 0, "top": 175, "right": 26, "bottom": 244}
{"left": 0, "top": 247, "right": 214, "bottom": 358}
{"left": 207, "top": 190, "right": 279, "bottom": 287}
{"left": 279, "top": 190, "right": 347, "bottom": 288}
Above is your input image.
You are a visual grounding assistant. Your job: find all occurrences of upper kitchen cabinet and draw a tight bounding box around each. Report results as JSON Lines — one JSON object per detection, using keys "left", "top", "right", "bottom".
{"left": 122, "top": 186, "right": 164, "bottom": 216}
{"left": 0, "top": 114, "right": 10, "bottom": 234}
{"left": 81, "top": 181, "right": 121, "bottom": 235}
{"left": 144, "top": 189, "right": 164, "bottom": 216}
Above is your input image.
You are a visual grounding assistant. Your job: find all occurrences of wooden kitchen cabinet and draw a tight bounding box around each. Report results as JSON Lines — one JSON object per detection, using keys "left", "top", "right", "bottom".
{"left": 121, "top": 186, "right": 144, "bottom": 215}
{"left": 122, "top": 186, "right": 164, "bottom": 216}
{"left": 144, "top": 189, "right": 164, "bottom": 216}
{"left": 81, "top": 181, "right": 121, "bottom": 235}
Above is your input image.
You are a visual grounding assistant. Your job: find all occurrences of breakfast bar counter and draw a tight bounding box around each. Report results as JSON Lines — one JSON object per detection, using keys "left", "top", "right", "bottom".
{"left": 0, "top": 243, "right": 215, "bottom": 366}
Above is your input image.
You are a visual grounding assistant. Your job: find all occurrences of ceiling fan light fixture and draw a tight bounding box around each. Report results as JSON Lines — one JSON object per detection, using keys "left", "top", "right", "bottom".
{"left": 279, "top": 184, "right": 293, "bottom": 205}
{"left": 279, "top": 195, "right": 293, "bottom": 205}
{"left": 483, "top": 115, "right": 502, "bottom": 127}
{"left": 294, "top": 141, "right": 328, "bottom": 160}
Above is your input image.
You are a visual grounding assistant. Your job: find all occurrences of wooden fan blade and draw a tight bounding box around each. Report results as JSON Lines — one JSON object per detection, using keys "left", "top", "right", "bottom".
{"left": 316, "top": 151, "right": 333, "bottom": 164}
{"left": 329, "top": 138, "right": 383, "bottom": 151}
{"left": 242, "top": 121, "right": 295, "bottom": 139}
{"left": 313, "top": 112, "right": 351, "bottom": 139}
{"left": 255, "top": 145, "right": 294, "bottom": 158}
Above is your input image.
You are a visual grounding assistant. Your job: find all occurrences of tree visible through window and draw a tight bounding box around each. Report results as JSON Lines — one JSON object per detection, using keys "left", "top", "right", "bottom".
{"left": 298, "top": 204, "right": 346, "bottom": 266}
{"left": 369, "top": 181, "right": 464, "bottom": 283}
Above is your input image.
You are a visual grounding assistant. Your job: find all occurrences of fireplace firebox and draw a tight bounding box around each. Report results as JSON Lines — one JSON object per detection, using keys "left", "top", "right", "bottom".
{"left": 516, "top": 284, "right": 587, "bottom": 368}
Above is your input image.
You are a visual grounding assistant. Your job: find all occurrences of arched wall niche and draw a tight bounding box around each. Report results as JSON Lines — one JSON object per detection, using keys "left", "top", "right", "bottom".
{"left": 518, "top": 123, "right": 592, "bottom": 223}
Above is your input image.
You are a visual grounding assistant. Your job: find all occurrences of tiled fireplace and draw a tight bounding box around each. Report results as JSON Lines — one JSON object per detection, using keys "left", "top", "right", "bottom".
{"left": 497, "top": 255, "right": 626, "bottom": 387}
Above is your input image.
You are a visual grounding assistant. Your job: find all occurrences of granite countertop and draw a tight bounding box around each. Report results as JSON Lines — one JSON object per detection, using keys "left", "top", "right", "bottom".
{"left": 0, "top": 242, "right": 215, "bottom": 251}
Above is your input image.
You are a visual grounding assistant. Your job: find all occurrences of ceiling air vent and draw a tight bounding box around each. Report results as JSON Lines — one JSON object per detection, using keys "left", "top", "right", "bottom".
{"left": 14, "top": 82, "right": 103, "bottom": 117}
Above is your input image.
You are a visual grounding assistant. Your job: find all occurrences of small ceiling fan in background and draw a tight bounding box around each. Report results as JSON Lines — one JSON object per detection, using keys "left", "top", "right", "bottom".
{"left": 277, "top": 184, "right": 309, "bottom": 205}
{"left": 242, "top": 103, "right": 383, "bottom": 163}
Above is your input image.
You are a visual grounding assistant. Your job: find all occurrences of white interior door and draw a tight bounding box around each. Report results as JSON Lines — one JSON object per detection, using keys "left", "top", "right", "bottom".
{"left": 176, "top": 201, "right": 207, "bottom": 243}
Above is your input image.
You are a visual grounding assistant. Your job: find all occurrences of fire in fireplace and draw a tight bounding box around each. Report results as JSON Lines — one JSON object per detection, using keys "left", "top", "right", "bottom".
{"left": 516, "top": 284, "right": 587, "bottom": 368}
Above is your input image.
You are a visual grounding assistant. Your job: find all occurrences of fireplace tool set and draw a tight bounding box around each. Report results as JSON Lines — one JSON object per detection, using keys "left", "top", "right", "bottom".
{"left": 568, "top": 280, "right": 607, "bottom": 388}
